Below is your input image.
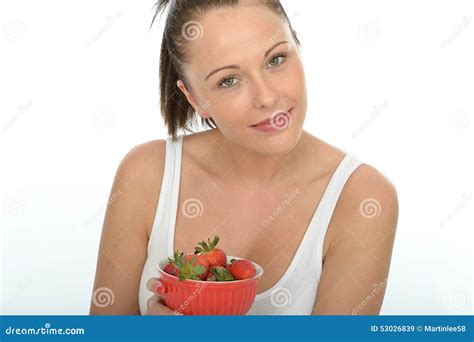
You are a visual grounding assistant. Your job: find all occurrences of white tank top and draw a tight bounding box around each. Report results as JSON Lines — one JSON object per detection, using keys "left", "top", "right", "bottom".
{"left": 138, "top": 134, "right": 363, "bottom": 315}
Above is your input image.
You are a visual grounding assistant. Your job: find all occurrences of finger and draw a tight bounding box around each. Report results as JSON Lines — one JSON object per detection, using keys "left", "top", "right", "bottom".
{"left": 146, "top": 294, "right": 180, "bottom": 315}
{"left": 146, "top": 277, "right": 162, "bottom": 292}
{"left": 146, "top": 294, "right": 159, "bottom": 310}
{"left": 147, "top": 293, "right": 168, "bottom": 310}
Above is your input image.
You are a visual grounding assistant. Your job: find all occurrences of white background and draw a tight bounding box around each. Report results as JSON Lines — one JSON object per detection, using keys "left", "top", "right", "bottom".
{"left": 1, "top": 0, "right": 472, "bottom": 315}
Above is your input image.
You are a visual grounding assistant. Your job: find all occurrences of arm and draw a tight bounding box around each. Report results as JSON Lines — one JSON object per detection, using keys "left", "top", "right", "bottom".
{"left": 89, "top": 140, "right": 165, "bottom": 315}
{"left": 312, "top": 164, "right": 399, "bottom": 315}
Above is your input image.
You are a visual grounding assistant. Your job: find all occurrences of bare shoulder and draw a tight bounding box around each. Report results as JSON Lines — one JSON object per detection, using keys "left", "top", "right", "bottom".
{"left": 327, "top": 155, "right": 399, "bottom": 249}
{"left": 305, "top": 133, "right": 398, "bottom": 254}
{"left": 312, "top": 145, "right": 399, "bottom": 314}
{"left": 306, "top": 133, "right": 398, "bottom": 225}
{"left": 114, "top": 139, "right": 167, "bottom": 238}
{"left": 116, "top": 139, "right": 167, "bottom": 187}
{"left": 337, "top": 162, "right": 398, "bottom": 227}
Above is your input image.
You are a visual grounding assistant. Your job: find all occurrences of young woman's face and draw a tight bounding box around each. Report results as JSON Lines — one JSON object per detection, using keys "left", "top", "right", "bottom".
{"left": 180, "top": 3, "right": 307, "bottom": 155}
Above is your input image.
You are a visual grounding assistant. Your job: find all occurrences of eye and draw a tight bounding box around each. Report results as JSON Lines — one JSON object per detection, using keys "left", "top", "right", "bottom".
{"left": 268, "top": 53, "right": 287, "bottom": 67}
{"left": 218, "top": 76, "right": 238, "bottom": 89}
{"left": 217, "top": 53, "right": 288, "bottom": 90}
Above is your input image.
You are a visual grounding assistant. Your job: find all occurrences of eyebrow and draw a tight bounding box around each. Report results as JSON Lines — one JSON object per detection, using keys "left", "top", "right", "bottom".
{"left": 204, "top": 40, "right": 289, "bottom": 81}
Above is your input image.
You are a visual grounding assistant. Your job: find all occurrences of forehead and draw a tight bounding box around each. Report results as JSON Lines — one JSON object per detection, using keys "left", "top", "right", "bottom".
{"left": 184, "top": 4, "right": 290, "bottom": 74}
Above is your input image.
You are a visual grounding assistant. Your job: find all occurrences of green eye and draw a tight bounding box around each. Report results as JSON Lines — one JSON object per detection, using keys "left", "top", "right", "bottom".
{"left": 217, "top": 53, "right": 287, "bottom": 89}
{"left": 219, "top": 77, "right": 237, "bottom": 88}
{"left": 269, "top": 54, "right": 286, "bottom": 66}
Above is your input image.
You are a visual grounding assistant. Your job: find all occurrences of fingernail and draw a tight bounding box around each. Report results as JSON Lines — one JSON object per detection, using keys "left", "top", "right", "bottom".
{"left": 155, "top": 284, "right": 165, "bottom": 296}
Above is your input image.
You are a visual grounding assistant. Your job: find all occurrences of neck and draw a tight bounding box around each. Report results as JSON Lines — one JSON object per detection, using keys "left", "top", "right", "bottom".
{"left": 208, "top": 128, "right": 309, "bottom": 187}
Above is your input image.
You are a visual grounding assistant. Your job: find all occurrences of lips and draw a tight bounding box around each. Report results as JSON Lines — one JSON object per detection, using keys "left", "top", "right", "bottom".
{"left": 251, "top": 108, "right": 293, "bottom": 127}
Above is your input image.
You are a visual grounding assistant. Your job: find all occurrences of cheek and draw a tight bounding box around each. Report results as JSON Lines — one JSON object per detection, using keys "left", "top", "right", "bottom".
{"left": 281, "top": 61, "right": 306, "bottom": 98}
{"left": 212, "top": 95, "right": 249, "bottom": 124}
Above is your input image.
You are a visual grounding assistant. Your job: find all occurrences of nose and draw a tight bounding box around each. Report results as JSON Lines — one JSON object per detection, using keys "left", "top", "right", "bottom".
{"left": 252, "top": 74, "right": 279, "bottom": 109}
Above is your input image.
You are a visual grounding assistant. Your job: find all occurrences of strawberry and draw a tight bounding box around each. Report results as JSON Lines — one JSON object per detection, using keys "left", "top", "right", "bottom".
{"left": 163, "top": 251, "right": 186, "bottom": 277}
{"left": 228, "top": 259, "right": 256, "bottom": 280}
{"left": 163, "top": 251, "right": 209, "bottom": 281}
{"left": 209, "top": 266, "right": 234, "bottom": 281}
{"left": 163, "top": 262, "right": 180, "bottom": 276}
{"left": 194, "top": 235, "right": 227, "bottom": 267}
{"left": 206, "top": 274, "right": 217, "bottom": 281}
{"left": 180, "top": 253, "right": 209, "bottom": 281}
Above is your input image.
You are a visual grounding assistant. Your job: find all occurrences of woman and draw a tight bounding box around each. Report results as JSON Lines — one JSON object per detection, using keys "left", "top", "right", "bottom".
{"left": 90, "top": 0, "right": 398, "bottom": 315}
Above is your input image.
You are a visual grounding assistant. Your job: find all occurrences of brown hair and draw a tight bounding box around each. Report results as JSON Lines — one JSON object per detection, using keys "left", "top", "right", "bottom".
{"left": 151, "top": 0, "right": 301, "bottom": 140}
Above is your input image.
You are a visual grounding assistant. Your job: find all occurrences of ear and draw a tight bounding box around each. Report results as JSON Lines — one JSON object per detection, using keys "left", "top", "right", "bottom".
{"left": 176, "top": 80, "right": 210, "bottom": 118}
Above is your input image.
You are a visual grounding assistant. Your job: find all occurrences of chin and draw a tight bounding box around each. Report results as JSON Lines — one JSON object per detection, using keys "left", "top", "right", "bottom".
{"left": 253, "top": 126, "right": 303, "bottom": 156}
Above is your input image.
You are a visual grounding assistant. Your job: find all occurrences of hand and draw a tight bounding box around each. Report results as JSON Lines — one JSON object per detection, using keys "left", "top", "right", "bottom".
{"left": 145, "top": 277, "right": 183, "bottom": 315}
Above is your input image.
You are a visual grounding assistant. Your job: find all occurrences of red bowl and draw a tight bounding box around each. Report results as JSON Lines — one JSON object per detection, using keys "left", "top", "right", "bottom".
{"left": 157, "top": 255, "right": 263, "bottom": 315}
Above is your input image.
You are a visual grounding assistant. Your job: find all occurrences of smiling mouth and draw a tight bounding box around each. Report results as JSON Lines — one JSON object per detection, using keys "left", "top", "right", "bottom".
{"left": 250, "top": 108, "right": 293, "bottom": 127}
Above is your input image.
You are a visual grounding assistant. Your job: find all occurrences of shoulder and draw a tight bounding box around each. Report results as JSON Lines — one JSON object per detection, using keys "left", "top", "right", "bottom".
{"left": 327, "top": 159, "right": 399, "bottom": 257}
{"left": 312, "top": 153, "right": 399, "bottom": 314}
{"left": 116, "top": 139, "right": 167, "bottom": 185}
{"left": 305, "top": 133, "right": 398, "bottom": 223}
{"left": 112, "top": 139, "right": 167, "bottom": 238}
{"left": 305, "top": 134, "right": 398, "bottom": 257}
{"left": 340, "top": 162, "right": 398, "bottom": 225}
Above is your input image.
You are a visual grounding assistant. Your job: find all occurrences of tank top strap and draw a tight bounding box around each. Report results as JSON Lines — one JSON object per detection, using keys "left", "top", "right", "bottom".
{"left": 312, "top": 153, "right": 363, "bottom": 266}
{"left": 138, "top": 135, "right": 184, "bottom": 315}
{"left": 148, "top": 135, "right": 183, "bottom": 254}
